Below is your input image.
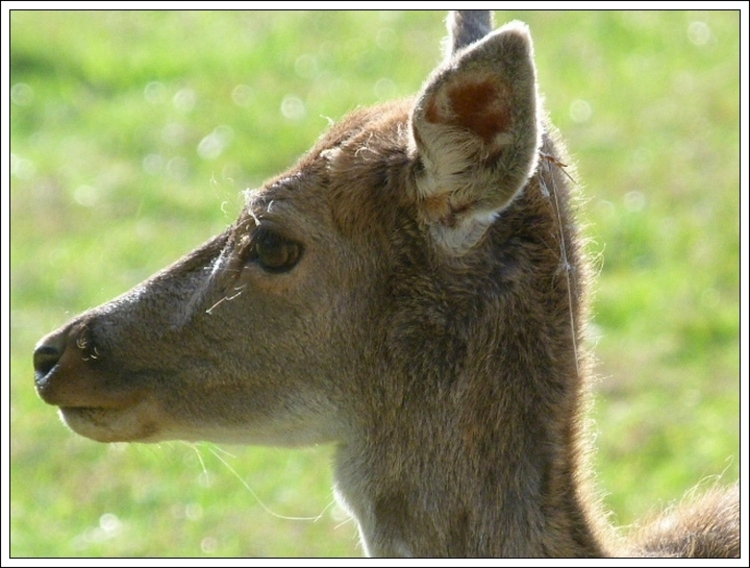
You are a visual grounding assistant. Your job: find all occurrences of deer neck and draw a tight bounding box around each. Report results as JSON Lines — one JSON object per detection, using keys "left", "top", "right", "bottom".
{"left": 334, "top": 357, "right": 609, "bottom": 557}
{"left": 329, "top": 144, "right": 611, "bottom": 556}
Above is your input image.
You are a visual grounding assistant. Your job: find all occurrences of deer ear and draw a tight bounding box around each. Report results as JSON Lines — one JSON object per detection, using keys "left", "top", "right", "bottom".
{"left": 411, "top": 20, "right": 541, "bottom": 253}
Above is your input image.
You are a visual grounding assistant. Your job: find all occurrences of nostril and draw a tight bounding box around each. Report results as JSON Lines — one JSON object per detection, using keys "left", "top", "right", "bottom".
{"left": 34, "top": 329, "right": 70, "bottom": 385}
{"left": 34, "top": 344, "right": 64, "bottom": 379}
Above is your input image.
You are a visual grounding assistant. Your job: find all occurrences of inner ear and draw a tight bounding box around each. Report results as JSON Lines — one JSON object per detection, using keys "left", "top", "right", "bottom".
{"left": 425, "top": 75, "right": 514, "bottom": 150}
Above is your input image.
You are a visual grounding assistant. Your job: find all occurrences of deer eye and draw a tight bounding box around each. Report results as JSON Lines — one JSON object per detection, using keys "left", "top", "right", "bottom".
{"left": 247, "top": 227, "right": 302, "bottom": 273}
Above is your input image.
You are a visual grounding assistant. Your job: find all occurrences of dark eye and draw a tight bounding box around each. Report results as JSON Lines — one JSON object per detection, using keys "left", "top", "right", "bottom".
{"left": 248, "top": 228, "right": 302, "bottom": 273}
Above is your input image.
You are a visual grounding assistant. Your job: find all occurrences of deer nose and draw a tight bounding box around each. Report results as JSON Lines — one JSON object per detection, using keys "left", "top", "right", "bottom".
{"left": 34, "top": 328, "right": 69, "bottom": 387}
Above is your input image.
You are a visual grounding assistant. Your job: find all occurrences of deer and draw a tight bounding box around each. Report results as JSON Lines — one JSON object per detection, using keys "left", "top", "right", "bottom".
{"left": 33, "top": 11, "right": 739, "bottom": 557}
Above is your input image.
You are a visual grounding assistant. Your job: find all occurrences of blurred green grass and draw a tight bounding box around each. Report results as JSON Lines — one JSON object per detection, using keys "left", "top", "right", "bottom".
{"left": 9, "top": 11, "right": 739, "bottom": 557}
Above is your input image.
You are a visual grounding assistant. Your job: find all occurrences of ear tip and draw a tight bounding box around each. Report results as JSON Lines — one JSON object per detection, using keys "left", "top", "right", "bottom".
{"left": 499, "top": 19, "right": 531, "bottom": 36}
{"left": 494, "top": 20, "right": 534, "bottom": 52}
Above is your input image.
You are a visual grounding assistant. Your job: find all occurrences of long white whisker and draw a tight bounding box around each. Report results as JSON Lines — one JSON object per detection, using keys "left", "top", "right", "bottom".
{"left": 541, "top": 154, "right": 580, "bottom": 382}
{"left": 206, "top": 286, "right": 246, "bottom": 315}
{"left": 204, "top": 445, "right": 331, "bottom": 522}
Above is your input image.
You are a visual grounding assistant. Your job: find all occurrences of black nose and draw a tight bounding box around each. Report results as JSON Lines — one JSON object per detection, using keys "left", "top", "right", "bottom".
{"left": 34, "top": 330, "right": 68, "bottom": 386}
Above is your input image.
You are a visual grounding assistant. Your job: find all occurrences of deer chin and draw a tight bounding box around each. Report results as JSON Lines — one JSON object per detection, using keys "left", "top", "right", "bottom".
{"left": 58, "top": 399, "right": 164, "bottom": 443}
{"left": 60, "top": 403, "right": 337, "bottom": 447}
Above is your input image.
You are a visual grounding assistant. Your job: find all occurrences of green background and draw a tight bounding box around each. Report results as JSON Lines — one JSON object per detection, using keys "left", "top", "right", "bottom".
{"left": 10, "top": 11, "right": 739, "bottom": 557}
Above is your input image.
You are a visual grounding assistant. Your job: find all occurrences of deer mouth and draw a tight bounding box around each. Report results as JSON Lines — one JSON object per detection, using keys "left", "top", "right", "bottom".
{"left": 58, "top": 401, "right": 161, "bottom": 443}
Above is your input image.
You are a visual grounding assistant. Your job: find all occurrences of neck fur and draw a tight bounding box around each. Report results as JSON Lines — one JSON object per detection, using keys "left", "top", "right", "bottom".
{"left": 334, "top": 364, "right": 612, "bottom": 557}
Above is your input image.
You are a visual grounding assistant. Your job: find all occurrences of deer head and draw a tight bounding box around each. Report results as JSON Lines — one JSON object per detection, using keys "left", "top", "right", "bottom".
{"left": 34, "top": 14, "right": 551, "bottom": 449}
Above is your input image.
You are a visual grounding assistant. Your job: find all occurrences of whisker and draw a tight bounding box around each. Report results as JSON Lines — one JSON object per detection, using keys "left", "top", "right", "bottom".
{"left": 541, "top": 154, "right": 580, "bottom": 382}
{"left": 206, "top": 286, "right": 246, "bottom": 315}
{"left": 203, "top": 444, "right": 331, "bottom": 523}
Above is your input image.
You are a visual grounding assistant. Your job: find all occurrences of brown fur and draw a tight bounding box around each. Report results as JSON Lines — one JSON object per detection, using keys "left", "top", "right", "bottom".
{"left": 33, "top": 12, "right": 738, "bottom": 557}
{"left": 627, "top": 485, "right": 740, "bottom": 558}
